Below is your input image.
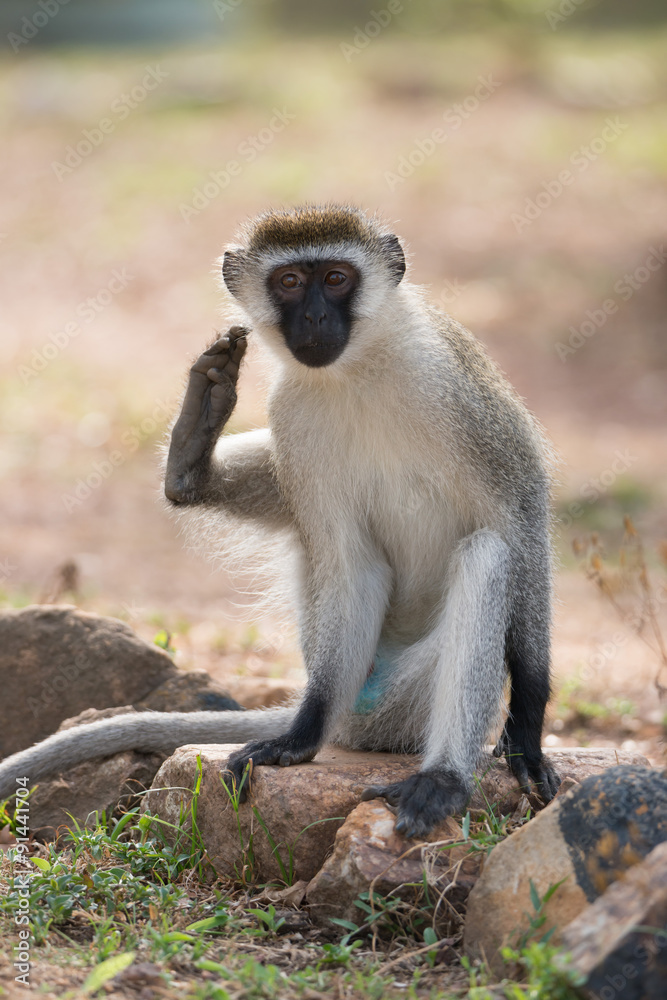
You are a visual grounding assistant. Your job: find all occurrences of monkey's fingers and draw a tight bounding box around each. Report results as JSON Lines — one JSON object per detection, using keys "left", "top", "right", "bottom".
{"left": 532, "top": 758, "right": 561, "bottom": 802}
{"left": 206, "top": 367, "right": 236, "bottom": 387}
{"left": 361, "top": 784, "right": 402, "bottom": 807}
{"left": 202, "top": 339, "right": 247, "bottom": 386}
{"left": 203, "top": 326, "right": 249, "bottom": 355}
{"left": 504, "top": 750, "right": 561, "bottom": 802}
{"left": 228, "top": 332, "right": 248, "bottom": 366}
{"left": 221, "top": 766, "right": 251, "bottom": 804}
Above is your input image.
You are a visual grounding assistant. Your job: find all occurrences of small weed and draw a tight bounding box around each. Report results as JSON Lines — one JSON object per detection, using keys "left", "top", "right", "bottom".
{"left": 317, "top": 938, "right": 363, "bottom": 968}
{"left": 245, "top": 904, "right": 285, "bottom": 935}
{"left": 501, "top": 941, "right": 586, "bottom": 999}
{"left": 153, "top": 629, "right": 176, "bottom": 654}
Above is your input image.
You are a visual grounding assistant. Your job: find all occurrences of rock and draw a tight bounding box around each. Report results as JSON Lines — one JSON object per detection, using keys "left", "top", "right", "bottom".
{"left": 144, "top": 744, "right": 416, "bottom": 883}
{"left": 223, "top": 676, "right": 301, "bottom": 710}
{"left": 143, "top": 745, "right": 648, "bottom": 886}
{"left": 29, "top": 748, "right": 167, "bottom": 842}
{"left": 305, "top": 800, "right": 481, "bottom": 927}
{"left": 560, "top": 841, "right": 667, "bottom": 999}
{"left": 56, "top": 705, "right": 139, "bottom": 731}
{"left": 553, "top": 775, "right": 580, "bottom": 800}
{"left": 0, "top": 605, "right": 243, "bottom": 761}
{"left": 0, "top": 605, "right": 177, "bottom": 757}
{"left": 464, "top": 765, "right": 667, "bottom": 973}
{"left": 135, "top": 670, "right": 242, "bottom": 713}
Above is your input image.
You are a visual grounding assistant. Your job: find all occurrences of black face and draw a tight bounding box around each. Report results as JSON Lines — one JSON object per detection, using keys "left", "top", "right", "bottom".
{"left": 267, "top": 259, "right": 360, "bottom": 368}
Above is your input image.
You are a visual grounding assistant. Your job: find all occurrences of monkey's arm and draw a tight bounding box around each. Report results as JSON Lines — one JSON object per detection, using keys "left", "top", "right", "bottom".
{"left": 165, "top": 330, "right": 290, "bottom": 529}
{"left": 224, "top": 534, "right": 393, "bottom": 796}
{"left": 0, "top": 707, "right": 297, "bottom": 801}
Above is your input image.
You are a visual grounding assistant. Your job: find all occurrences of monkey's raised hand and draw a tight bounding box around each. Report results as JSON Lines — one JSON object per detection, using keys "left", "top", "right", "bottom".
{"left": 165, "top": 327, "right": 248, "bottom": 504}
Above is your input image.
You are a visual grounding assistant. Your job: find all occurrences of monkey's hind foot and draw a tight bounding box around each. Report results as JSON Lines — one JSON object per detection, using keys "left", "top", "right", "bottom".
{"left": 362, "top": 769, "right": 470, "bottom": 840}
{"left": 222, "top": 737, "right": 318, "bottom": 804}
{"left": 493, "top": 731, "right": 561, "bottom": 802}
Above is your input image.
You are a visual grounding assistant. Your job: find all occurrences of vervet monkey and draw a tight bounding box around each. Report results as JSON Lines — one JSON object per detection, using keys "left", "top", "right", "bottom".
{"left": 0, "top": 205, "right": 559, "bottom": 837}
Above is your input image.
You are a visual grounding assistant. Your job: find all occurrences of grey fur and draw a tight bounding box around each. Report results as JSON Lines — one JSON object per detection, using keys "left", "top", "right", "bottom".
{"left": 0, "top": 709, "right": 295, "bottom": 798}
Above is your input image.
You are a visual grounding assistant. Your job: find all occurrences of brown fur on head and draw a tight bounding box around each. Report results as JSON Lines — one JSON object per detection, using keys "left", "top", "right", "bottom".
{"left": 221, "top": 204, "right": 406, "bottom": 301}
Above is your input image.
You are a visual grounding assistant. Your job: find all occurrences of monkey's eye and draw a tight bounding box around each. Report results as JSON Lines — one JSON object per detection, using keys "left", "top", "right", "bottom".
{"left": 324, "top": 271, "right": 347, "bottom": 287}
{"left": 280, "top": 273, "right": 301, "bottom": 289}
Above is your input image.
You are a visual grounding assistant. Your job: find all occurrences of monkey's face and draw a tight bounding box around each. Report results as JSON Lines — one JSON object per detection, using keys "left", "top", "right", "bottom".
{"left": 266, "top": 260, "right": 360, "bottom": 368}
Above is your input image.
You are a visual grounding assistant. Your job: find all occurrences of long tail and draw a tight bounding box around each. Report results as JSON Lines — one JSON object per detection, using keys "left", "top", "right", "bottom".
{"left": 0, "top": 707, "right": 297, "bottom": 801}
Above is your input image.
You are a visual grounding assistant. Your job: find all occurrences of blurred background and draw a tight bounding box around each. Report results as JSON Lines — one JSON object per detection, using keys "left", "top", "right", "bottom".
{"left": 1, "top": 0, "right": 666, "bottom": 754}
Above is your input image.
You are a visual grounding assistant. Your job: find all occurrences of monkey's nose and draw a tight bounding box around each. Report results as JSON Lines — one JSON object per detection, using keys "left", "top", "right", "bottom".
{"left": 304, "top": 311, "right": 326, "bottom": 325}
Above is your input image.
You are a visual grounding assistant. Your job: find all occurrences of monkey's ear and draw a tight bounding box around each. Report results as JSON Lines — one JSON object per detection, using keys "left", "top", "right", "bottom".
{"left": 222, "top": 250, "right": 246, "bottom": 297}
{"left": 381, "top": 233, "right": 406, "bottom": 285}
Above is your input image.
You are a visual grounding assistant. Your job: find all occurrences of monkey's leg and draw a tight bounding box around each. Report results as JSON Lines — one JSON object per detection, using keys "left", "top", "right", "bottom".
{"left": 224, "top": 541, "right": 392, "bottom": 800}
{"left": 493, "top": 562, "right": 560, "bottom": 800}
{"left": 363, "top": 529, "right": 510, "bottom": 838}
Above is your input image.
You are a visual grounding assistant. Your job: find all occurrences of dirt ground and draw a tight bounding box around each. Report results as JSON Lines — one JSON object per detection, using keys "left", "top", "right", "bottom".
{"left": 1, "top": 33, "right": 666, "bottom": 763}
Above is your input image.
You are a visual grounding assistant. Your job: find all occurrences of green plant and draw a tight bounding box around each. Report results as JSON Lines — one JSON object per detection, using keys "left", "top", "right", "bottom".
{"left": 317, "top": 938, "right": 363, "bottom": 968}
{"left": 153, "top": 629, "right": 175, "bottom": 654}
{"left": 501, "top": 941, "right": 586, "bottom": 999}
{"left": 512, "top": 877, "right": 570, "bottom": 950}
{"left": 245, "top": 904, "right": 285, "bottom": 935}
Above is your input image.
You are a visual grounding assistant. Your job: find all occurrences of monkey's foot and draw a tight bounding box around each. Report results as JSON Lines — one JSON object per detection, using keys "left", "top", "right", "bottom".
{"left": 361, "top": 769, "right": 470, "bottom": 840}
{"left": 493, "top": 731, "right": 561, "bottom": 802}
{"left": 222, "top": 737, "right": 318, "bottom": 803}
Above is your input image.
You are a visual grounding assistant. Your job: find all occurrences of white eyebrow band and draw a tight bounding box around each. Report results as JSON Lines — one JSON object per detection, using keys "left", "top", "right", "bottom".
{"left": 256, "top": 245, "right": 371, "bottom": 276}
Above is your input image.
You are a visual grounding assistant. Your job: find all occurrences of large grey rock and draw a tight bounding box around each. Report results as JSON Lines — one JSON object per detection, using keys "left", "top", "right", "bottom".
{"left": 464, "top": 765, "right": 665, "bottom": 973}
{"left": 0, "top": 605, "right": 243, "bottom": 760}
{"left": 561, "top": 841, "right": 667, "bottom": 999}
{"left": 0, "top": 605, "right": 178, "bottom": 757}
{"left": 143, "top": 745, "right": 648, "bottom": 886}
